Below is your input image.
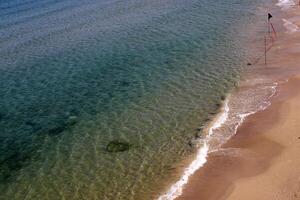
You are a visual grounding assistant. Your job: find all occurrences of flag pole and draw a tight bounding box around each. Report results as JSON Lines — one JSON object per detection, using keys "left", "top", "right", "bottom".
{"left": 268, "top": 19, "right": 270, "bottom": 34}
{"left": 264, "top": 36, "right": 267, "bottom": 66}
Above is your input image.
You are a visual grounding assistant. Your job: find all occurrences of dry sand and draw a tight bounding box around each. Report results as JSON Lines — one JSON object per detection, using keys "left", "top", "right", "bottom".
{"left": 176, "top": 3, "right": 300, "bottom": 200}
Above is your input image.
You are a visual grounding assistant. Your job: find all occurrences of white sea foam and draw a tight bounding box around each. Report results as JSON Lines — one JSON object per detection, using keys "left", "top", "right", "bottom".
{"left": 276, "top": 0, "right": 295, "bottom": 10}
{"left": 157, "top": 82, "right": 278, "bottom": 200}
{"left": 283, "top": 19, "right": 300, "bottom": 33}
{"left": 208, "top": 99, "right": 230, "bottom": 136}
{"left": 157, "top": 99, "right": 230, "bottom": 200}
{"left": 236, "top": 83, "right": 277, "bottom": 130}
{"left": 157, "top": 143, "right": 209, "bottom": 200}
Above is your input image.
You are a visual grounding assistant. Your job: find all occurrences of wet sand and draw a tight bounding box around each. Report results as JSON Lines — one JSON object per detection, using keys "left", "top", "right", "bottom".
{"left": 176, "top": 3, "right": 300, "bottom": 200}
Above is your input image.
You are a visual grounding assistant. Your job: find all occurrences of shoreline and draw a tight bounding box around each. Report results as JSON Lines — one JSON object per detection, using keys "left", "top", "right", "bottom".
{"left": 177, "top": 75, "right": 300, "bottom": 200}
{"left": 158, "top": 0, "right": 300, "bottom": 199}
{"left": 157, "top": 98, "right": 231, "bottom": 200}
{"left": 175, "top": 1, "right": 300, "bottom": 200}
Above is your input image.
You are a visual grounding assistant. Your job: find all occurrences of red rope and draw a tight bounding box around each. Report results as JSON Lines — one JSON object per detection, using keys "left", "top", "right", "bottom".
{"left": 270, "top": 22, "right": 277, "bottom": 38}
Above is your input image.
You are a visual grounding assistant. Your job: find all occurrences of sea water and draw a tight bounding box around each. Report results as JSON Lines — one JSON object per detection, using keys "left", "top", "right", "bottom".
{"left": 0, "top": 0, "right": 271, "bottom": 199}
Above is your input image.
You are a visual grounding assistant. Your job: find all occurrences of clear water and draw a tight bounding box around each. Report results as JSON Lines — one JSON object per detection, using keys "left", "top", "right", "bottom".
{"left": 0, "top": 0, "right": 262, "bottom": 199}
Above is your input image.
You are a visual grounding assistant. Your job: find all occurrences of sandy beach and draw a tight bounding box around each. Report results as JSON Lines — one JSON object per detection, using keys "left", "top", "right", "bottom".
{"left": 175, "top": 2, "right": 300, "bottom": 200}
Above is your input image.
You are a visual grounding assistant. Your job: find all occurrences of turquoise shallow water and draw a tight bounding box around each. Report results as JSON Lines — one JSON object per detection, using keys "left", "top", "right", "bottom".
{"left": 0, "top": 0, "right": 262, "bottom": 199}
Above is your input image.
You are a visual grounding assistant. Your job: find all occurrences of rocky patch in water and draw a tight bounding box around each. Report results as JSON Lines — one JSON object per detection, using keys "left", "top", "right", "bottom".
{"left": 106, "top": 140, "right": 131, "bottom": 153}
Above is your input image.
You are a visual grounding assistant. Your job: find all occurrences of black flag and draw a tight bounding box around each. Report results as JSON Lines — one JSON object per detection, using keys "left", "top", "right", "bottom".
{"left": 268, "top": 13, "right": 272, "bottom": 20}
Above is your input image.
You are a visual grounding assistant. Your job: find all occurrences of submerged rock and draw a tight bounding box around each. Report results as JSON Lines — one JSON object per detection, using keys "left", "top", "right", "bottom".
{"left": 106, "top": 140, "right": 131, "bottom": 153}
{"left": 41, "top": 116, "right": 79, "bottom": 136}
{"left": 195, "top": 126, "right": 205, "bottom": 138}
{"left": 25, "top": 121, "right": 35, "bottom": 126}
{"left": 66, "top": 116, "right": 78, "bottom": 126}
{"left": 0, "top": 151, "right": 29, "bottom": 181}
{"left": 195, "top": 132, "right": 204, "bottom": 139}
{"left": 204, "top": 117, "right": 210, "bottom": 122}
{"left": 188, "top": 139, "right": 198, "bottom": 149}
{"left": 215, "top": 103, "right": 221, "bottom": 108}
{"left": 120, "top": 81, "right": 130, "bottom": 87}
{"left": 25, "top": 121, "right": 42, "bottom": 131}
{"left": 188, "top": 140, "right": 193, "bottom": 147}
{"left": 210, "top": 111, "right": 218, "bottom": 115}
{"left": 0, "top": 112, "right": 6, "bottom": 121}
{"left": 47, "top": 125, "right": 65, "bottom": 135}
{"left": 195, "top": 127, "right": 203, "bottom": 132}
{"left": 4, "top": 152, "right": 28, "bottom": 171}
